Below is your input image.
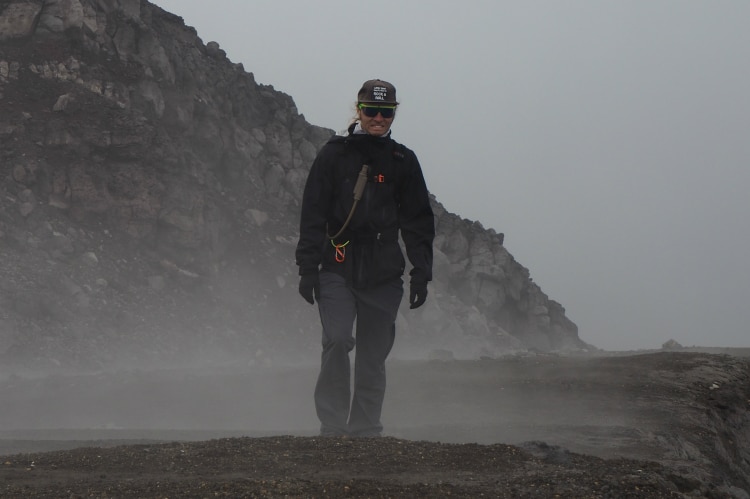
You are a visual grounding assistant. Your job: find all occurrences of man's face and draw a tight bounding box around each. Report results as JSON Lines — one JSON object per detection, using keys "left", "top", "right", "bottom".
{"left": 358, "top": 104, "right": 396, "bottom": 137}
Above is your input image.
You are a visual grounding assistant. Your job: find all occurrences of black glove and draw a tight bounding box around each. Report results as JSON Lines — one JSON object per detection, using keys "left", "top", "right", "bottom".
{"left": 299, "top": 271, "right": 320, "bottom": 305}
{"left": 409, "top": 280, "right": 428, "bottom": 309}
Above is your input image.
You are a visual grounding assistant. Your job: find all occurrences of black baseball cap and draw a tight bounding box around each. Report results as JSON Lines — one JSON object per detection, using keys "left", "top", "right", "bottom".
{"left": 357, "top": 79, "right": 398, "bottom": 105}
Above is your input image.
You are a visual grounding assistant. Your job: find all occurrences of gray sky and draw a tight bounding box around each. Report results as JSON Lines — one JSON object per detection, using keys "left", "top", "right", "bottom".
{"left": 153, "top": 0, "right": 749, "bottom": 351}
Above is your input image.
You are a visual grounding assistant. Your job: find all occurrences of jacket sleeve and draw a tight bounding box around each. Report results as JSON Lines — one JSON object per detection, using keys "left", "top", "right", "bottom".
{"left": 398, "top": 150, "right": 435, "bottom": 283}
{"left": 295, "top": 147, "right": 333, "bottom": 275}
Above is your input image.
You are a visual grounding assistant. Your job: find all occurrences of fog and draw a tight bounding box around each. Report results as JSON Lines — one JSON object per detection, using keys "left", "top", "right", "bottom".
{"left": 148, "top": 0, "right": 750, "bottom": 351}
{"left": 0, "top": 359, "right": 636, "bottom": 458}
{"left": 4, "top": 2, "right": 750, "bottom": 461}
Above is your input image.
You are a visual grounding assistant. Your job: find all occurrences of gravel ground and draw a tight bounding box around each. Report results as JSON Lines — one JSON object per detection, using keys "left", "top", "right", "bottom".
{"left": 1, "top": 351, "right": 749, "bottom": 498}
{"left": 2, "top": 436, "right": 683, "bottom": 498}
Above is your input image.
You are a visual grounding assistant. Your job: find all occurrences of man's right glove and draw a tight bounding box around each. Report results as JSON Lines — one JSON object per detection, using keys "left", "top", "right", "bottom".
{"left": 299, "top": 271, "right": 320, "bottom": 305}
{"left": 409, "top": 279, "right": 428, "bottom": 309}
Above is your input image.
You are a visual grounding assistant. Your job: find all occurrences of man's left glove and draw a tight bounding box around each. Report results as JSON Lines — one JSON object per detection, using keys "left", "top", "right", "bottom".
{"left": 299, "top": 271, "right": 320, "bottom": 305}
{"left": 409, "top": 279, "right": 428, "bottom": 309}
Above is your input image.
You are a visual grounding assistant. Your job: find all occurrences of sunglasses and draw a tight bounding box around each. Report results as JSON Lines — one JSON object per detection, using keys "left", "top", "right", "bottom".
{"left": 358, "top": 104, "right": 397, "bottom": 119}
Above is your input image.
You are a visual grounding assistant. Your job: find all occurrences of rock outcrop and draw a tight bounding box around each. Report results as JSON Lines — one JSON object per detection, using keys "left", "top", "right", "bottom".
{"left": 0, "top": 0, "right": 587, "bottom": 369}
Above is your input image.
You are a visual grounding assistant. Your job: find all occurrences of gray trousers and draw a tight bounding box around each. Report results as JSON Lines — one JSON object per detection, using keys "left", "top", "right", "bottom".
{"left": 315, "top": 271, "right": 403, "bottom": 436}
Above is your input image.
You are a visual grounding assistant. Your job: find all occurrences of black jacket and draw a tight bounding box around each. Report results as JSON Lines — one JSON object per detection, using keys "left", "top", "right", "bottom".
{"left": 295, "top": 125, "right": 434, "bottom": 289}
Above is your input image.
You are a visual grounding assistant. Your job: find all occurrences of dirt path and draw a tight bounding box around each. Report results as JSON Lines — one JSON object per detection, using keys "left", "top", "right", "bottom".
{"left": 1, "top": 351, "right": 749, "bottom": 497}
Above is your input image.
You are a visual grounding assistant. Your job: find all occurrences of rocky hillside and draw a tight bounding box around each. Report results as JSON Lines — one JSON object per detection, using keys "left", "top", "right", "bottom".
{"left": 0, "top": 0, "right": 586, "bottom": 370}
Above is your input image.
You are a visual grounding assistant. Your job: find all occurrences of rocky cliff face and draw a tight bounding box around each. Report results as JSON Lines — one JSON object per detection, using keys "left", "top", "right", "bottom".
{"left": 0, "top": 0, "right": 586, "bottom": 370}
